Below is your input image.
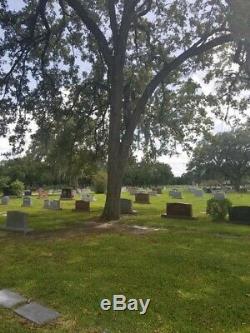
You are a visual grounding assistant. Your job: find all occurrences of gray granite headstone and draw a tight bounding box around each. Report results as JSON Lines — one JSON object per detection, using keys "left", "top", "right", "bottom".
{"left": 0, "top": 289, "right": 26, "bottom": 308}
{"left": 15, "top": 302, "right": 60, "bottom": 325}
{"left": 214, "top": 192, "right": 226, "bottom": 200}
{"left": 50, "top": 200, "right": 61, "bottom": 210}
{"left": 193, "top": 189, "right": 204, "bottom": 197}
{"left": 169, "top": 190, "right": 183, "bottom": 199}
{"left": 1, "top": 196, "right": 10, "bottom": 205}
{"left": 43, "top": 200, "right": 51, "bottom": 209}
{"left": 120, "top": 198, "right": 137, "bottom": 214}
{"left": 1, "top": 211, "right": 32, "bottom": 234}
{"left": 22, "top": 197, "right": 32, "bottom": 207}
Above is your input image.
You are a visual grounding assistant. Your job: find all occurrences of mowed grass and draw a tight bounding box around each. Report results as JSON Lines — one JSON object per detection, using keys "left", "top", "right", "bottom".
{"left": 0, "top": 190, "right": 250, "bottom": 333}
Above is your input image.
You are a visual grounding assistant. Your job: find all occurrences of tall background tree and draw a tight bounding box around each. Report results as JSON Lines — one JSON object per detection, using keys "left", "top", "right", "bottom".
{"left": 0, "top": 0, "right": 249, "bottom": 219}
{"left": 187, "top": 128, "right": 250, "bottom": 190}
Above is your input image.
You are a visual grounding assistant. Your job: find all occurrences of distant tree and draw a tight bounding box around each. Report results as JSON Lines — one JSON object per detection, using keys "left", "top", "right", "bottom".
{"left": 188, "top": 129, "right": 250, "bottom": 191}
{"left": 124, "top": 161, "right": 173, "bottom": 186}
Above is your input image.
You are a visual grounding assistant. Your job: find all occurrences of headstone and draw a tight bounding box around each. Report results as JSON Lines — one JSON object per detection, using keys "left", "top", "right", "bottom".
{"left": 22, "top": 196, "right": 32, "bottom": 207}
{"left": 135, "top": 193, "right": 150, "bottom": 204}
{"left": 43, "top": 199, "right": 51, "bottom": 209}
{"left": 81, "top": 193, "right": 95, "bottom": 202}
{"left": 120, "top": 198, "right": 137, "bottom": 214}
{"left": 213, "top": 192, "right": 226, "bottom": 200}
{"left": 193, "top": 189, "right": 204, "bottom": 197}
{"left": 148, "top": 191, "right": 158, "bottom": 196}
{"left": 1, "top": 196, "right": 10, "bottom": 205}
{"left": 15, "top": 302, "right": 60, "bottom": 325}
{"left": 50, "top": 200, "right": 61, "bottom": 210}
{"left": 60, "top": 188, "right": 74, "bottom": 200}
{"left": 1, "top": 211, "right": 32, "bottom": 234}
{"left": 74, "top": 200, "right": 90, "bottom": 212}
{"left": 162, "top": 203, "right": 194, "bottom": 219}
{"left": 0, "top": 289, "right": 27, "bottom": 308}
{"left": 229, "top": 206, "right": 250, "bottom": 225}
{"left": 169, "top": 190, "right": 183, "bottom": 199}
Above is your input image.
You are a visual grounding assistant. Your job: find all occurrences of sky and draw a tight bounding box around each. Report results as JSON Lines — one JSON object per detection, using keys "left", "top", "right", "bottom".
{"left": 0, "top": 0, "right": 249, "bottom": 176}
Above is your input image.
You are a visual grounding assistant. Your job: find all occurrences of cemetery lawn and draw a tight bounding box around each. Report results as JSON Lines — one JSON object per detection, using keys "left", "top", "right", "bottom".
{"left": 0, "top": 191, "right": 250, "bottom": 333}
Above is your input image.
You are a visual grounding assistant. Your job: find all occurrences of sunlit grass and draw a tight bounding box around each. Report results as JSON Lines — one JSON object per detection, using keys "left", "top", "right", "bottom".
{"left": 0, "top": 190, "right": 250, "bottom": 332}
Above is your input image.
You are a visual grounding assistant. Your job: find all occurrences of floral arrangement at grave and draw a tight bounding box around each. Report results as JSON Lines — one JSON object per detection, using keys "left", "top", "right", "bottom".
{"left": 206, "top": 198, "right": 232, "bottom": 221}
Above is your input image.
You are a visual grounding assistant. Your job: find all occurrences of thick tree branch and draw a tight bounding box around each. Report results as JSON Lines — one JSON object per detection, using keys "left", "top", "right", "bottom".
{"left": 121, "top": 34, "right": 234, "bottom": 155}
{"left": 107, "top": 0, "right": 118, "bottom": 45}
{"left": 65, "top": 0, "right": 112, "bottom": 66}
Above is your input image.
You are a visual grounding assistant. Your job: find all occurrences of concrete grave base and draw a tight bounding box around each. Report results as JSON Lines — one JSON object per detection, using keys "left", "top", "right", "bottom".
{"left": 161, "top": 213, "right": 196, "bottom": 220}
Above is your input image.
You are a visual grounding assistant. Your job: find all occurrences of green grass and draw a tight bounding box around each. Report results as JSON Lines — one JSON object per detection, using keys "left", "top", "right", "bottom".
{"left": 0, "top": 191, "right": 250, "bottom": 333}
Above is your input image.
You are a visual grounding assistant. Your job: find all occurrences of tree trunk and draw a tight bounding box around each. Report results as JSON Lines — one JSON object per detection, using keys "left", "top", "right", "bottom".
{"left": 102, "top": 61, "right": 125, "bottom": 220}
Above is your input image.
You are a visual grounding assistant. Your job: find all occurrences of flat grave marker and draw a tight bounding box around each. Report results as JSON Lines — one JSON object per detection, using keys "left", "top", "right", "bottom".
{"left": 15, "top": 302, "right": 60, "bottom": 325}
{"left": 0, "top": 289, "right": 26, "bottom": 308}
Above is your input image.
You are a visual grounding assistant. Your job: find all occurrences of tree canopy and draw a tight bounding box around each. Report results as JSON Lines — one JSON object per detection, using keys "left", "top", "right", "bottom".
{"left": 187, "top": 128, "right": 250, "bottom": 190}
{"left": 0, "top": 0, "right": 249, "bottom": 219}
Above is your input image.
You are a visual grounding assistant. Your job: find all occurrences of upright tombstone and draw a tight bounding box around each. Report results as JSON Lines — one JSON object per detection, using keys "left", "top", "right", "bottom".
{"left": 22, "top": 197, "right": 32, "bottom": 207}
{"left": 74, "top": 200, "right": 90, "bottom": 212}
{"left": 50, "top": 200, "right": 61, "bottom": 210}
{"left": 43, "top": 199, "right": 51, "bottom": 209}
{"left": 81, "top": 193, "right": 95, "bottom": 202}
{"left": 213, "top": 192, "right": 226, "bottom": 200}
{"left": 162, "top": 203, "right": 195, "bottom": 220}
{"left": 120, "top": 198, "right": 137, "bottom": 214}
{"left": 135, "top": 193, "right": 150, "bottom": 204}
{"left": 169, "top": 190, "right": 183, "bottom": 199}
{"left": 1, "top": 211, "right": 32, "bottom": 234}
{"left": 193, "top": 189, "right": 204, "bottom": 197}
{"left": 229, "top": 206, "right": 250, "bottom": 225}
{"left": 60, "top": 188, "right": 74, "bottom": 200}
{"left": 1, "top": 196, "right": 10, "bottom": 205}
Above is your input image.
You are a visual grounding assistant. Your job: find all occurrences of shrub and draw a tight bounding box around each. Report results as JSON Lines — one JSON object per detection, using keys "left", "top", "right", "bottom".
{"left": 206, "top": 198, "right": 232, "bottom": 221}
{"left": 10, "top": 180, "right": 25, "bottom": 197}
{"left": 92, "top": 171, "right": 107, "bottom": 194}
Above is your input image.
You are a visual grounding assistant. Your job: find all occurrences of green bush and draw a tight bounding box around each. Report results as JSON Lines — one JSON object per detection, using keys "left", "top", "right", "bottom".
{"left": 10, "top": 180, "right": 25, "bottom": 197}
{"left": 206, "top": 198, "right": 232, "bottom": 221}
{"left": 92, "top": 171, "right": 107, "bottom": 194}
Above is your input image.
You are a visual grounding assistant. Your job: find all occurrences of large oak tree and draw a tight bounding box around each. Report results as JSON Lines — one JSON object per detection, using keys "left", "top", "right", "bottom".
{"left": 0, "top": 0, "right": 249, "bottom": 219}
